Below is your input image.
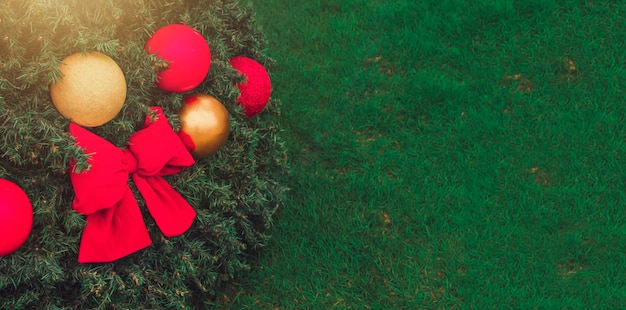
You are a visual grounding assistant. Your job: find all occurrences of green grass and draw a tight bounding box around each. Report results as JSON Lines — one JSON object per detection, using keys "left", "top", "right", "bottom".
{"left": 218, "top": 0, "right": 626, "bottom": 308}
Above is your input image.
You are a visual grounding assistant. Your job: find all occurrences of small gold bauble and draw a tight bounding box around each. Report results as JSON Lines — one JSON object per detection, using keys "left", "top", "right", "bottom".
{"left": 178, "top": 93, "right": 230, "bottom": 158}
{"left": 50, "top": 51, "right": 127, "bottom": 127}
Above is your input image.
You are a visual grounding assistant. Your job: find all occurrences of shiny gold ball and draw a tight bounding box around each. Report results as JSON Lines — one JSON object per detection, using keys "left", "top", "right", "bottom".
{"left": 50, "top": 51, "right": 127, "bottom": 127}
{"left": 178, "top": 93, "right": 230, "bottom": 158}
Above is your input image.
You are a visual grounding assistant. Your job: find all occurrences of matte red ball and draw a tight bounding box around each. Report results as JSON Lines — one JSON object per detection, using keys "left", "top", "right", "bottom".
{"left": 230, "top": 56, "right": 272, "bottom": 118}
{"left": 146, "top": 24, "right": 211, "bottom": 92}
{"left": 0, "top": 179, "right": 33, "bottom": 256}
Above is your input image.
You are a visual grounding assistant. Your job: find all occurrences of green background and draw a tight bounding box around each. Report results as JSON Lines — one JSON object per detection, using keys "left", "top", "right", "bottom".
{"left": 222, "top": 0, "right": 626, "bottom": 308}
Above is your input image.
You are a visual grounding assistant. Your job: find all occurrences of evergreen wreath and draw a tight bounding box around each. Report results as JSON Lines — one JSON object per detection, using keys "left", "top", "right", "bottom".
{"left": 0, "top": 0, "right": 288, "bottom": 308}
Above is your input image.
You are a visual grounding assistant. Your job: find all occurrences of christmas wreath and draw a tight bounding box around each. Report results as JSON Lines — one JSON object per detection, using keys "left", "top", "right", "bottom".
{"left": 0, "top": 0, "right": 287, "bottom": 308}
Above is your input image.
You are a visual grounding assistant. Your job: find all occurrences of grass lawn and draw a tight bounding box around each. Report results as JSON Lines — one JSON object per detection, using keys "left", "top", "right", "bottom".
{"left": 217, "top": 0, "right": 626, "bottom": 308}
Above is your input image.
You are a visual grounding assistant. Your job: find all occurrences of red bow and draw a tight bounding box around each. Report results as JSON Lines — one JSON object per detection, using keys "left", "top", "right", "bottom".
{"left": 69, "top": 107, "right": 196, "bottom": 263}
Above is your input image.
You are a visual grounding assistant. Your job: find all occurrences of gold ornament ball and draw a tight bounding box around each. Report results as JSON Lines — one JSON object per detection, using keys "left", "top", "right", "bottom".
{"left": 50, "top": 51, "right": 127, "bottom": 127}
{"left": 178, "top": 93, "right": 230, "bottom": 158}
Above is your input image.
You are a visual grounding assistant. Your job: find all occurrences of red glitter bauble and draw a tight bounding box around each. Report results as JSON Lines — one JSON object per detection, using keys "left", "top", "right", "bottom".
{"left": 146, "top": 24, "right": 211, "bottom": 92}
{"left": 230, "top": 56, "right": 272, "bottom": 118}
{"left": 0, "top": 179, "right": 33, "bottom": 256}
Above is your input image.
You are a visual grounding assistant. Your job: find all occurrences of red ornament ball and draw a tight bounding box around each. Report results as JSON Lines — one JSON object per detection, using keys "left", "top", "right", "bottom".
{"left": 145, "top": 24, "right": 211, "bottom": 92}
{"left": 230, "top": 56, "right": 272, "bottom": 118}
{"left": 0, "top": 179, "right": 33, "bottom": 256}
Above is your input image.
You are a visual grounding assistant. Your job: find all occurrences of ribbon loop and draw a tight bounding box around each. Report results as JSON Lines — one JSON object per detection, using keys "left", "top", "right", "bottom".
{"left": 69, "top": 106, "right": 196, "bottom": 263}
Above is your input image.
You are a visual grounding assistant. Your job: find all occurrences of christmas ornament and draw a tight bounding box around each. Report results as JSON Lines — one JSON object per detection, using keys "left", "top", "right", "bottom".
{"left": 50, "top": 51, "right": 127, "bottom": 127}
{"left": 69, "top": 107, "right": 196, "bottom": 263}
{"left": 145, "top": 24, "right": 212, "bottom": 92}
{"left": 0, "top": 179, "right": 33, "bottom": 256}
{"left": 230, "top": 56, "right": 272, "bottom": 117}
{"left": 178, "top": 93, "right": 230, "bottom": 158}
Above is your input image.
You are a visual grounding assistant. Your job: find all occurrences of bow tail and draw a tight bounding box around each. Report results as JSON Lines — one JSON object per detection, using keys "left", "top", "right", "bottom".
{"left": 77, "top": 189, "right": 152, "bottom": 263}
{"left": 132, "top": 175, "right": 196, "bottom": 237}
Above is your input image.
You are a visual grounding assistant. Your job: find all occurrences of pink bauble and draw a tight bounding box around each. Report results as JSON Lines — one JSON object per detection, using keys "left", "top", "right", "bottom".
{"left": 0, "top": 179, "right": 33, "bottom": 256}
{"left": 146, "top": 24, "right": 212, "bottom": 92}
{"left": 230, "top": 56, "right": 272, "bottom": 118}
